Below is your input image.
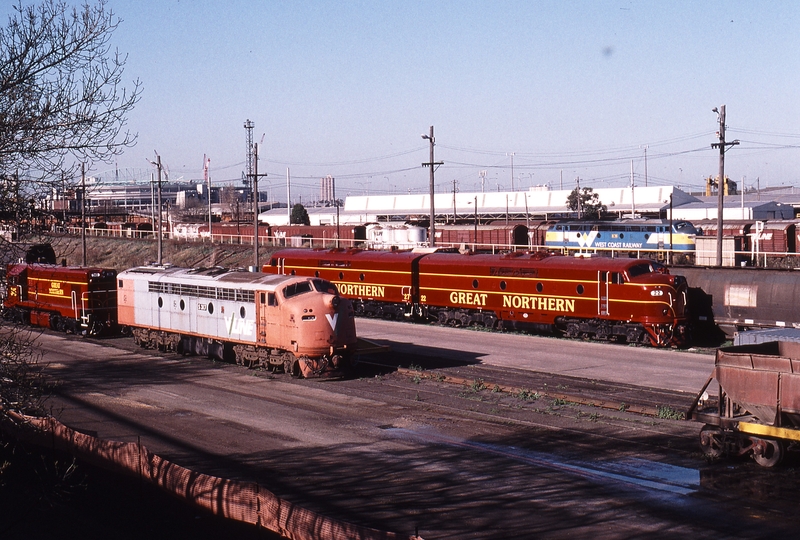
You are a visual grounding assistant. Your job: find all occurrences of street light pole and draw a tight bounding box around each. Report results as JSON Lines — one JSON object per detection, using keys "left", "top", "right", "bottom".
{"left": 422, "top": 126, "right": 443, "bottom": 247}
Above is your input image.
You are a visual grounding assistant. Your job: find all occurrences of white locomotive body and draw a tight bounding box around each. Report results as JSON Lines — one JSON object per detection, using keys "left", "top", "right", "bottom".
{"left": 117, "top": 266, "right": 357, "bottom": 377}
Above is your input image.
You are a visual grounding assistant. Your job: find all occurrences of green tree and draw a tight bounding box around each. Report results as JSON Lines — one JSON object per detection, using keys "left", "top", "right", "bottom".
{"left": 290, "top": 203, "right": 310, "bottom": 225}
{"left": 566, "top": 187, "right": 606, "bottom": 219}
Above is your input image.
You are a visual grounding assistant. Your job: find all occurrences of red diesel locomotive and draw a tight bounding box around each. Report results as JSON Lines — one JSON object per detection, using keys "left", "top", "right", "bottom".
{"left": 266, "top": 248, "right": 690, "bottom": 347}
{"left": 3, "top": 263, "right": 118, "bottom": 335}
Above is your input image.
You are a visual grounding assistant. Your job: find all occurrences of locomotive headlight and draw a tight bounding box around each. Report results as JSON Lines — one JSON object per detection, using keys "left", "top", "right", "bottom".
{"left": 330, "top": 295, "right": 340, "bottom": 309}
{"left": 650, "top": 290, "right": 664, "bottom": 296}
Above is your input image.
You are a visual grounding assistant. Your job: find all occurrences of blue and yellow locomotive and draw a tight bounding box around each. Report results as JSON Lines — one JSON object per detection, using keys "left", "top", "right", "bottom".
{"left": 545, "top": 220, "right": 697, "bottom": 254}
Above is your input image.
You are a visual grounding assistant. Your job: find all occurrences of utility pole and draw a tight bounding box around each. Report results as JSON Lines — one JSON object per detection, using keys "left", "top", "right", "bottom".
{"left": 204, "top": 155, "right": 212, "bottom": 243}
{"left": 244, "top": 119, "right": 254, "bottom": 196}
{"left": 81, "top": 164, "right": 86, "bottom": 266}
{"left": 452, "top": 179, "right": 457, "bottom": 222}
{"left": 286, "top": 168, "right": 291, "bottom": 223}
{"left": 331, "top": 176, "right": 340, "bottom": 248}
{"left": 507, "top": 152, "right": 515, "bottom": 191}
{"left": 147, "top": 153, "right": 164, "bottom": 265}
{"left": 711, "top": 105, "right": 740, "bottom": 267}
{"left": 421, "top": 126, "right": 443, "bottom": 247}
{"left": 251, "top": 143, "right": 268, "bottom": 270}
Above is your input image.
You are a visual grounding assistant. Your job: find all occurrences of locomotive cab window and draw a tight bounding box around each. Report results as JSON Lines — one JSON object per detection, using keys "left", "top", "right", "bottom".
{"left": 627, "top": 263, "right": 652, "bottom": 278}
{"left": 312, "top": 278, "right": 338, "bottom": 295}
{"left": 283, "top": 281, "right": 313, "bottom": 299}
{"left": 268, "top": 292, "right": 277, "bottom": 306}
{"left": 611, "top": 272, "right": 624, "bottom": 284}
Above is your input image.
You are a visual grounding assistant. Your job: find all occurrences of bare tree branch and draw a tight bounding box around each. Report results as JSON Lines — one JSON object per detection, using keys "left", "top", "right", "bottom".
{"left": 0, "top": 0, "right": 142, "bottom": 178}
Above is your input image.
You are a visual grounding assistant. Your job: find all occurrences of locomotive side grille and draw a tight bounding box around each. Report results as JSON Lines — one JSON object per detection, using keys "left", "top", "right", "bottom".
{"left": 147, "top": 281, "right": 254, "bottom": 303}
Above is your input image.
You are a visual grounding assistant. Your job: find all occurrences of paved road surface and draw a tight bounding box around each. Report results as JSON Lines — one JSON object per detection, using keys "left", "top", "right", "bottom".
{"left": 355, "top": 318, "right": 716, "bottom": 393}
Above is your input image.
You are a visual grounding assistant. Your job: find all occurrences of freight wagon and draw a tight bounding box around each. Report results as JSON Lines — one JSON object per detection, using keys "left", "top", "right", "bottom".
{"left": 688, "top": 341, "right": 800, "bottom": 467}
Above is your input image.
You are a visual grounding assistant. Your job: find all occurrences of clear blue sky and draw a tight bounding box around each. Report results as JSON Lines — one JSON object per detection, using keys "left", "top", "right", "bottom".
{"left": 6, "top": 1, "right": 800, "bottom": 202}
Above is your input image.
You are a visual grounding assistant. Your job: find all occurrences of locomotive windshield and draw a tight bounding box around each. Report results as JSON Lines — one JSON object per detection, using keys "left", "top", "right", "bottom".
{"left": 627, "top": 261, "right": 667, "bottom": 278}
{"left": 282, "top": 280, "right": 313, "bottom": 299}
{"left": 627, "top": 263, "right": 654, "bottom": 278}
{"left": 311, "top": 278, "right": 339, "bottom": 295}
{"left": 673, "top": 221, "right": 698, "bottom": 235}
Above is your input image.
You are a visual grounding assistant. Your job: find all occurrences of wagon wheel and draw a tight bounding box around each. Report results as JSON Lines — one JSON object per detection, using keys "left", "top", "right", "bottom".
{"left": 752, "top": 438, "right": 784, "bottom": 467}
{"left": 698, "top": 425, "right": 724, "bottom": 459}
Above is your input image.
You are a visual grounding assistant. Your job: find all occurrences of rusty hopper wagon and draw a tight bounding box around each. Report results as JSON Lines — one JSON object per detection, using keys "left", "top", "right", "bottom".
{"left": 688, "top": 341, "right": 800, "bottom": 466}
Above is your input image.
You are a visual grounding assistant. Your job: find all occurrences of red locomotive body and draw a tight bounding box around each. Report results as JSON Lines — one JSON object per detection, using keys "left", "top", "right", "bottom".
{"left": 3, "top": 263, "right": 118, "bottom": 335}
{"left": 266, "top": 248, "right": 689, "bottom": 347}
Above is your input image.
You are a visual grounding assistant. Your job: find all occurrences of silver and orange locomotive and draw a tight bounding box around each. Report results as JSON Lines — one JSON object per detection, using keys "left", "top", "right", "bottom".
{"left": 117, "top": 265, "right": 357, "bottom": 377}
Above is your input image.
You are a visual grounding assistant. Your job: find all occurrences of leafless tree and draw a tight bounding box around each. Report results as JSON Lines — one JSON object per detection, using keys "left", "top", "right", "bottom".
{"left": 0, "top": 324, "right": 47, "bottom": 423}
{"left": 0, "top": 0, "right": 142, "bottom": 178}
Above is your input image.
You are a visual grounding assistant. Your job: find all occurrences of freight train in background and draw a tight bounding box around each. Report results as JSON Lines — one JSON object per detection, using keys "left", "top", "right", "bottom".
{"left": 93, "top": 216, "right": 800, "bottom": 268}
{"left": 265, "top": 248, "right": 691, "bottom": 347}
{"left": 2, "top": 262, "right": 358, "bottom": 378}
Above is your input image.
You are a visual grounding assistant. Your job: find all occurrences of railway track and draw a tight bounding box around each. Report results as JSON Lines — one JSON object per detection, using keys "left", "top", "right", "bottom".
{"left": 359, "top": 355, "right": 697, "bottom": 421}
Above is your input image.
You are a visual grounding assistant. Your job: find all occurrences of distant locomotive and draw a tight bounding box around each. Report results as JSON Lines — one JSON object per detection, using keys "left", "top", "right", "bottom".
{"left": 117, "top": 266, "right": 357, "bottom": 377}
{"left": 3, "top": 263, "right": 118, "bottom": 335}
{"left": 266, "top": 248, "right": 689, "bottom": 347}
{"left": 545, "top": 220, "right": 697, "bottom": 254}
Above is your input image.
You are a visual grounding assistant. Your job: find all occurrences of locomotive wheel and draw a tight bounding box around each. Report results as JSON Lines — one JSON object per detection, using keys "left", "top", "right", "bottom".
{"left": 283, "top": 358, "right": 299, "bottom": 378}
{"left": 698, "top": 425, "right": 724, "bottom": 458}
{"left": 50, "top": 314, "right": 63, "bottom": 332}
{"left": 752, "top": 438, "right": 784, "bottom": 467}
